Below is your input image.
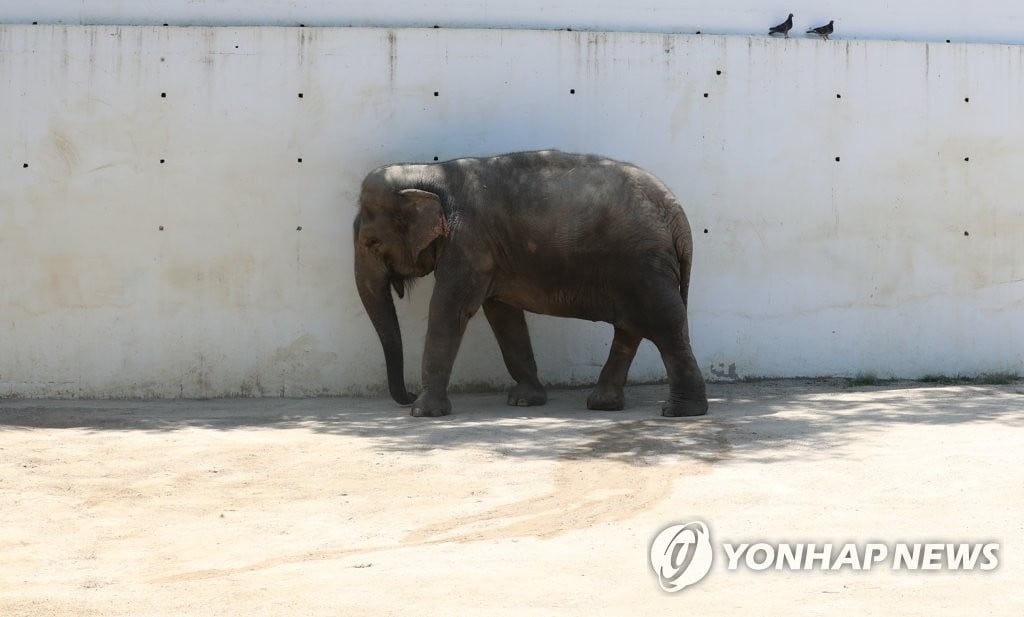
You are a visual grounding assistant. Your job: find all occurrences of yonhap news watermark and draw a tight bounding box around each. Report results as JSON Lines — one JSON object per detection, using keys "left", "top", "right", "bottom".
{"left": 650, "top": 521, "right": 1000, "bottom": 593}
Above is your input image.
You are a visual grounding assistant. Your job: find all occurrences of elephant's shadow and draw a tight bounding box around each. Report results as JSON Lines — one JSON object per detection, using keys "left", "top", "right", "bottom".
{"left": 3, "top": 380, "right": 1017, "bottom": 466}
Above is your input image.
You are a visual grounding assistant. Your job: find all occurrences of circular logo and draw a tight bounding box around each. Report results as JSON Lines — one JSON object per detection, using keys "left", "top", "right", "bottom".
{"left": 650, "top": 521, "right": 713, "bottom": 592}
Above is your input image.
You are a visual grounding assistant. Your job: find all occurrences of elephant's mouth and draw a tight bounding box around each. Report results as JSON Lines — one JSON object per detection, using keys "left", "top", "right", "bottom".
{"left": 384, "top": 260, "right": 412, "bottom": 299}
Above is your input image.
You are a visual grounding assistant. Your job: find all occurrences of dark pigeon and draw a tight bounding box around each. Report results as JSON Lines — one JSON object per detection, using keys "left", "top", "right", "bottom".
{"left": 769, "top": 14, "right": 794, "bottom": 37}
{"left": 806, "top": 20, "right": 834, "bottom": 40}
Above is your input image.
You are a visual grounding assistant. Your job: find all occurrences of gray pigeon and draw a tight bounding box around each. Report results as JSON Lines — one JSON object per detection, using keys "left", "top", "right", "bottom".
{"left": 769, "top": 14, "right": 794, "bottom": 37}
{"left": 806, "top": 20, "right": 834, "bottom": 40}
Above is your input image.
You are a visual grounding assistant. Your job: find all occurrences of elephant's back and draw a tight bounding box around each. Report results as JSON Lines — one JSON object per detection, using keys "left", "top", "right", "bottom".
{"left": 468, "top": 152, "right": 684, "bottom": 252}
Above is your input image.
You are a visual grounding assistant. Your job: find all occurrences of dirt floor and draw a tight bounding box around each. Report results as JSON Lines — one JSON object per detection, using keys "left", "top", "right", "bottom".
{"left": 1, "top": 380, "right": 1022, "bottom": 616}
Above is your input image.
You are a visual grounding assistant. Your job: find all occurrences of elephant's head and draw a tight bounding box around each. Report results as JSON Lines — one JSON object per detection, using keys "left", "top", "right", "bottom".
{"left": 352, "top": 166, "right": 448, "bottom": 405}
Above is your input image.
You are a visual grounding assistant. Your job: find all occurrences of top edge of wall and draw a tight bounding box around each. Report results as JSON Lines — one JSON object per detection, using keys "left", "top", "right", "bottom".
{"left": 2, "top": 1, "right": 1024, "bottom": 47}
{"left": 0, "top": 23, "right": 1019, "bottom": 50}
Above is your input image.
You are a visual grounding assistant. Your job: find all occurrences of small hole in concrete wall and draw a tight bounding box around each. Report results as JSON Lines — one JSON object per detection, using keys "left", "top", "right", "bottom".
{"left": 696, "top": 30, "right": 702, "bottom": 34}
{"left": 297, "top": 226, "right": 303, "bottom": 231}
{"left": 234, "top": 45, "right": 239, "bottom": 49}
{"left": 836, "top": 93, "right": 842, "bottom": 99}
{"left": 433, "top": 91, "right": 439, "bottom": 97}
{"left": 964, "top": 157, "right": 970, "bottom": 161}
{"left": 964, "top": 97, "right": 970, "bottom": 102}
{"left": 161, "top": 92, "right": 166, "bottom": 98}
{"left": 160, "top": 159, "right": 165, "bottom": 164}
{"left": 716, "top": 70, "right": 722, "bottom": 75}
{"left": 964, "top": 230, "right": 969, "bottom": 236}
{"left": 433, "top": 25, "right": 440, "bottom": 29}
{"left": 703, "top": 228, "right": 709, "bottom": 234}
{"left": 433, "top": 156, "right": 439, "bottom": 161}
{"left": 159, "top": 225, "right": 164, "bottom": 231}
{"left": 298, "top": 92, "right": 303, "bottom": 98}
{"left": 703, "top": 92, "right": 709, "bottom": 98}
{"left": 160, "top": 57, "right": 165, "bottom": 62}
{"left": 32, "top": 21, "right": 38, "bottom": 25}
{"left": 163, "top": 24, "right": 169, "bottom": 27}
{"left": 570, "top": 88, "right": 575, "bottom": 94}
{"left": 835, "top": 156, "right": 841, "bottom": 162}
{"left": 22, "top": 163, "right": 28, "bottom": 168}
{"left": 946, "top": 39, "right": 951, "bottom": 43}
{"left": 297, "top": 158, "right": 303, "bottom": 163}
{"left": 299, "top": 24, "right": 305, "bottom": 27}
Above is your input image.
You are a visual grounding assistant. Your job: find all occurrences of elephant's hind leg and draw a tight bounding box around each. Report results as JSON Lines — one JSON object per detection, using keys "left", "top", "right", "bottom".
{"left": 646, "top": 294, "right": 708, "bottom": 417}
{"left": 587, "top": 327, "right": 642, "bottom": 410}
{"left": 483, "top": 299, "right": 547, "bottom": 406}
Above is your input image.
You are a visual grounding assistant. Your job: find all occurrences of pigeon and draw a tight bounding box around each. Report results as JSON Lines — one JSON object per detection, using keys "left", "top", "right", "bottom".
{"left": 769, "top": 14, "right": 794, "bottom": 37}
{"left": 806, "top": 20, "right": 834, "bottom": 40}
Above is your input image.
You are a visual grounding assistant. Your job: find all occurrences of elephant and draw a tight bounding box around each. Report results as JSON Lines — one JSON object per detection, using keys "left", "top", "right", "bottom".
{"left": 353, "top": 150, "right": 708, "bottom": 417}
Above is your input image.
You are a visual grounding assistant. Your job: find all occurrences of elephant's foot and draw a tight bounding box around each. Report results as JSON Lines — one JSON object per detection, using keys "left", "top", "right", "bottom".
{"left": 411, "top": 392, "right": 452, "bottom": 417}
{"left": 587, "top": 385, "right": 625, "bottom": 411}
{"left": 661, "top": 398, "right": 709, "bottom": 417}
{"left": 507, "top": 382, "right": 547, "bottom": 407}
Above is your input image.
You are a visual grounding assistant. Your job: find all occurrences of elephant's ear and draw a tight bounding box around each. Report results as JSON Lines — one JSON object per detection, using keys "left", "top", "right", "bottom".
{"left": 398, "top": 188, "right": 446, "bottom": 257}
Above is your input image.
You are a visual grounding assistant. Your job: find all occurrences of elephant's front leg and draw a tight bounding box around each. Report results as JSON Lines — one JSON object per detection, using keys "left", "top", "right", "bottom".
{"left": 412, "top": 273, "right": 488, "bottom": 417}
{"left": 483, "top": 299, "right": 547, "bottom": 407}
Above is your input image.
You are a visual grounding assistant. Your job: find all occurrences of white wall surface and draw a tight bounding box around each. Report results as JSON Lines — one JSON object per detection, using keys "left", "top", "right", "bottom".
{"left": 3, "top": 1, "right": 1024, "bottom": 45}
{"left": 1, "top": 25, "right": 1022, "bottom": 398}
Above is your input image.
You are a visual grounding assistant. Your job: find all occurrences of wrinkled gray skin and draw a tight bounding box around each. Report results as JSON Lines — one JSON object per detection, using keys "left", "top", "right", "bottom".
{"left": 353, "top": 150, "right": 708, "bottom": 417}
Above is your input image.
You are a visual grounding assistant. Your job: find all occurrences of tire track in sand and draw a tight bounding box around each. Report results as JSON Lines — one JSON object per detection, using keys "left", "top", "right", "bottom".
{"left": 150, "top": 420, "right": 730, "bottom": 583}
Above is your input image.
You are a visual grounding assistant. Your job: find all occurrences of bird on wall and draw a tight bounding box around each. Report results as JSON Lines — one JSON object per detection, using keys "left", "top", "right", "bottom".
{"left": 806, "top": 20, "right": 834, "bottom": 40}
{"left": 769, "top": 13, "right": 794, "bottom": 37}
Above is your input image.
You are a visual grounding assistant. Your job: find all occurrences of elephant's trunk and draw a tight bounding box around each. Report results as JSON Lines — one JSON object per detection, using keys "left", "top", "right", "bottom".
{"left": 354, "top": 247, "right": 415, "bottom": 405}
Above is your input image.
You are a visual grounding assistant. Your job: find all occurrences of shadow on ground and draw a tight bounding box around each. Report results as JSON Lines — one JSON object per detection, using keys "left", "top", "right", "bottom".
{"left": 1, "top": 380, "right": 1021, "bottom": 465}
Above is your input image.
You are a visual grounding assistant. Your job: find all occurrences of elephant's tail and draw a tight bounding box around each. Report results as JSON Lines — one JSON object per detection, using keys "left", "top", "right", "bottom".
{"left": 671, "top": 204, "right": 694, "bottom": 309}
{"left": 679, "top": 250, "right": 691, "bottom": 308}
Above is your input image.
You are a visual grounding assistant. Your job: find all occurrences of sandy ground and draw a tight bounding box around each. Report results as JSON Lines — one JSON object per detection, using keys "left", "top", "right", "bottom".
{"left": 1, "top": 380, "right": 1022, "bottom": 616}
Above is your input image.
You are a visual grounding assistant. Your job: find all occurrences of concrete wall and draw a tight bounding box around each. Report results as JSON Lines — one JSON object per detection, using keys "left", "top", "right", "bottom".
{"left": 4, "top": 1, "right": 1024, "bottom": 45}
{"left": 1, "top": 25, "right": 1022, "bottom": 398}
